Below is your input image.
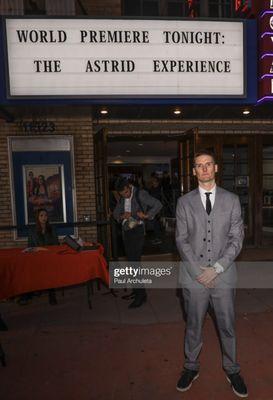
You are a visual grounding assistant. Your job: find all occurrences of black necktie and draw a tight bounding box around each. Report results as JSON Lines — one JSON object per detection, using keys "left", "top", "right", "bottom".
{"left": 205, "top": 192, "right": 212, "bottom": 215}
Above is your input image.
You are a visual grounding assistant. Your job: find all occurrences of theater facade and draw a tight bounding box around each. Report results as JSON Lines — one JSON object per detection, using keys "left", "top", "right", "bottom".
{"left": 0, "top": 0, "right": 273, "bottom": 253}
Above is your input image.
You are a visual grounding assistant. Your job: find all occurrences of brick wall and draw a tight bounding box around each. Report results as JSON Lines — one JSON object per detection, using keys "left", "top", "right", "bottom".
{"left": 0, "top": 115, "right": 97, "bottom": 248}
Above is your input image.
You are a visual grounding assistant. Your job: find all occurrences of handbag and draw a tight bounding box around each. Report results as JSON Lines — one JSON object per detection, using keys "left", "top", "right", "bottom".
{"left": 122, "top": 216, "right": 139, "bottom": 231}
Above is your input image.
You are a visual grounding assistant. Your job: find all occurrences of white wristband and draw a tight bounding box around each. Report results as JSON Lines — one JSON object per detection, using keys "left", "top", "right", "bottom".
{"left": 213, "top": 262, "right": 224, "bottom": 274}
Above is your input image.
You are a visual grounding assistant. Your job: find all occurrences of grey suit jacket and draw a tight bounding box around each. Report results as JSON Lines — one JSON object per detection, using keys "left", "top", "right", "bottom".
{"left": 175, "top": 186, "right": 244, "bottom": 287}
{"left": 113, "top": 186, "right": 162, "bottom": 223}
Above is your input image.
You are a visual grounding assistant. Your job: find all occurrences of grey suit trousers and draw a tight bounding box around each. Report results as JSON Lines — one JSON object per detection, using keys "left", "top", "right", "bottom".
{"left": 182, "top": 286, "right": 240, "bottom": 374}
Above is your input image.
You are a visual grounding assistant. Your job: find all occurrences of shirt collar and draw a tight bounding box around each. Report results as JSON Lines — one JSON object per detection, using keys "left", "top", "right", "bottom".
{"left": 198, "top": 184, "right": 216, "bottom": 196}
{"left": 124, "top": 185, "right": 134, "bottom": 202}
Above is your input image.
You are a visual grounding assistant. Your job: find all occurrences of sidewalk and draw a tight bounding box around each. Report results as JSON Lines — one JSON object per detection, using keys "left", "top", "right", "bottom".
{"left": 1, "top": 247, "right": 273, "bottom": 400}
{"left": 1, "top": 282, "right": 273, "bottom": 400}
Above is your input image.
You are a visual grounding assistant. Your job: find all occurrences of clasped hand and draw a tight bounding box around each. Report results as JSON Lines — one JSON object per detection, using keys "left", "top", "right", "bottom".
{"left": 136, "top": 211, "right": 148, "bottom": 220}
{"left": 121, "top": 211, "right": 148, "bottom": 220}
{"left": 196, "top": 266, "right": 218, "bottom": 288}
{"left": 121, "top": 212, "right": 131, "bottom": 220}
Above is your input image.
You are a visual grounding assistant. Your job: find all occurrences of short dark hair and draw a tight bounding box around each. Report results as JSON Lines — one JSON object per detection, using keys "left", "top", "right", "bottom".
{"left": 115, "top": 177, "right": 130, "bottom": 192}
{"left": 193, "top": 149, "right": 217, "bottom": 165}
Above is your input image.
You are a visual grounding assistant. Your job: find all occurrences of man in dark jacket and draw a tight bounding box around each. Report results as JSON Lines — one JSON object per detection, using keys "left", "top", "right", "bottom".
{"left": 113, "top": 177, "right": 162, "bottom": 308}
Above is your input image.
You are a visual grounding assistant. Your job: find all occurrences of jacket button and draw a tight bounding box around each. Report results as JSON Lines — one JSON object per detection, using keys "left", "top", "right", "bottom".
{"left": 208, "top": 259, "right": 211, "bottom": 262}
{"left": 203, "top": 238, "right": 206, "bottom": 241}
{"left": 208, "top": 240, "right": 211, "bottom": 243}
{"left": 200, "top": 254, "right": 203, "bottom": 258}
{"left": 208, "top": 249, "right": 211, "bottom": 252}
{"left": 208, "top": 220, "right": 211, "bottom": 223}
{"left": 208, "top": 230, "right": 211, "bottom": 233}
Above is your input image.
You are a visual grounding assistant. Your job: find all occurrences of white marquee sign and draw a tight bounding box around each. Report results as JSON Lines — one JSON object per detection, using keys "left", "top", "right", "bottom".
{"left": 5, "top": 18, "right": 245, "bottom": 98}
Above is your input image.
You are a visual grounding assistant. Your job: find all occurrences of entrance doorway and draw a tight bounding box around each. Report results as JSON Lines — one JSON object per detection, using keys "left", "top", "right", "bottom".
{"left": 106, "top": 130, "right": 198, "bottom": 256}
{"left": 94, "top": 128, "right": 260, "bottom": 259}
{"left": 108, "top": 137, "right": 178, "bottom": 256}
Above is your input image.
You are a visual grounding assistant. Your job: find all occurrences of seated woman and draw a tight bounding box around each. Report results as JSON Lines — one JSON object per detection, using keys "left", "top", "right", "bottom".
{"left": 23, "top": 208, "right": 59, "bottom": 305}
{"left": 29, "top": 208, "right": 59, "bottom": 248}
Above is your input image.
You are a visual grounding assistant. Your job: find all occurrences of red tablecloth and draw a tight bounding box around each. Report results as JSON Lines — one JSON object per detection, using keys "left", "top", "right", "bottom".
{"left": 0, "top": 244, "right": 109, "bottom": 300}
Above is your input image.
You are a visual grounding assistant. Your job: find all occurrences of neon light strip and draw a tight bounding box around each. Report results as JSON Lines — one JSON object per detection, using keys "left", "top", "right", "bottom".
{"left": 257, "top": 96, "right": 273, "bottom": 103}
{"left": 260, "top": 74, "right": 273, "bottom": 79}
{"left": 260, "top": 53, "right": 273, "bottom": 60}
{"left": 260, "top": 10, "right": 273, "bottom": 19}
{"left": 261, "top": 32, "right": 273, "bottom": 39}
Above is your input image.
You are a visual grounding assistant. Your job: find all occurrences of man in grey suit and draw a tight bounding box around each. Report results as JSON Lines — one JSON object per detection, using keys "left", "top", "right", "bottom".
{"left": 113, "top": 177, "right": 162, "bottom": 308}
{"left": 175, "top": 150, "right": 248, "bottom": 398}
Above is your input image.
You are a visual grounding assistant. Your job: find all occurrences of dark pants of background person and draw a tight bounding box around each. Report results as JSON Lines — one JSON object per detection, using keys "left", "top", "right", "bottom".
{"left": 122, "top": 224, "right": 146, "bottom": 299}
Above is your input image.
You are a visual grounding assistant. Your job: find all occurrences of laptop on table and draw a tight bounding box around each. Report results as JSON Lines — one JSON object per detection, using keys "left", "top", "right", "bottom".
{"left": 64, "top": 235, "right": 99, "bottom": 252}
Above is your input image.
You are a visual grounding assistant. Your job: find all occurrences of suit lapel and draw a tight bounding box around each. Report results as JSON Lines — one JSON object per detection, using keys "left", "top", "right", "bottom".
{"left": 210, "top": 186, "right": 223, "bottom": 217}
{"left": 190, "top": 188, "right": 207, "bottom": 229}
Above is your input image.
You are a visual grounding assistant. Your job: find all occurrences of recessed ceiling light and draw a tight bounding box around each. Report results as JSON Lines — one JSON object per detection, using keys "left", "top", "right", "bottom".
{"left": 174, "top": 108, "right": 182, "bottom": 115}
{"left": 126, "top": 149, "right": 131, "bottom": 153}
{"left": 100, "top": 108, "right": 108, "bottom": 115}
{"left": 138, "top": 143, "right": 143, "bottom": 146}
{"left": 242, "top": 109, "right": 250, "bottom": 115}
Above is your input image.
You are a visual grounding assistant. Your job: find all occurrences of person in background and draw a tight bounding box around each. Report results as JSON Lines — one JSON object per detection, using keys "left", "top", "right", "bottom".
{"left": 149, "top": 176, "right": 162, "bottom": 201}
{"left": 148, "top": 176, "right": 163, "bottom": 245}
{"left": 162, "top": 171, "right": 171, "bottom": 194}
{"left": 113, "top": 177, "right": 162, "bottom": 308}
{"left": 28, "top": 208, "right": 59, "bottom": 305}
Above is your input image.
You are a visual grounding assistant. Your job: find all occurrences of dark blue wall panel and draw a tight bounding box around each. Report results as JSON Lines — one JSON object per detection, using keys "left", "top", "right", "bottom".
{"left": 12, "top": 151, "right": 74, "bottom": 237}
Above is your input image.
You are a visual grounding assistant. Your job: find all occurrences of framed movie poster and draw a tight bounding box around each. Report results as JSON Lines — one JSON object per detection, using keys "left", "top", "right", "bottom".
{"left": 8, "top": 136, "right": 76, "bottom": 239}
{"left": 23, "top": 164, "right": 67, "bottom": 224}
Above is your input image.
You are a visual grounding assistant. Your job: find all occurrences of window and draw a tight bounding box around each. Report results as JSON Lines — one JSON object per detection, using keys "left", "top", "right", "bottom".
{"left": 24, "top": 0, "right": 46, "bottom": 15}
{"left": 46, "top": 0, "right": 75, "bottom": 15}
{"left": 168, "top": 0, "right": 200, "bottom": 18}
{"left": 208, "top": 0, "right": 234, "bottom": 18}
{"left": 222, "top": 145, "right": 249, "bottom": 225}
{"left": 123, "top": 0, "right": 235, "bottom": 18}
{"left": 23, "top": 0, "right": 75, "bottom": 15}
{"left": 0, "top": 0, "right": 24, "bottom": 15}
{"left": 123, "top": 0, "right": 159, "bottom": 16}
{"left": 262, "top": 146, "right": 273, "bottom": 234}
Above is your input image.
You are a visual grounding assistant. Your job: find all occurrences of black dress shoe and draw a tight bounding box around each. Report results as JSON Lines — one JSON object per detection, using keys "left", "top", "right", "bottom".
{"left": 227, "top": 373, "right": 248, "bottom": 398}
{"left": 122, "top": 291, "right": 135, "bottom": 300}
{"left": 128, "top": 295, "right": 147, "bottom": 309}
{"left": 176, "top": 369, "right": 199, "bottom": 392}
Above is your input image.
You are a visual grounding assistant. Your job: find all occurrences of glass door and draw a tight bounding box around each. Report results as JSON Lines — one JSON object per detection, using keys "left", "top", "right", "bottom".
{"left": 221, "top": 144, "right": 252, "bottom": 243}
{"left": 177, "top": 128, "right": 198, "bottom": 195}
{"left": 262, "top": 145, "right": 273, "bottom": 245}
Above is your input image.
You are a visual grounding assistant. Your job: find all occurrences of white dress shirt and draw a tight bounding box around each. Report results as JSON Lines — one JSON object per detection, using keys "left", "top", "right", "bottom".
{"left": 199, "top": 184, "right": 216, "bottom": 211}
{"left": 123, "top": 186, "right": 143, "bottom": 226}
{"left": 124, "top": 186, "right": 134, "bottom": 213}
